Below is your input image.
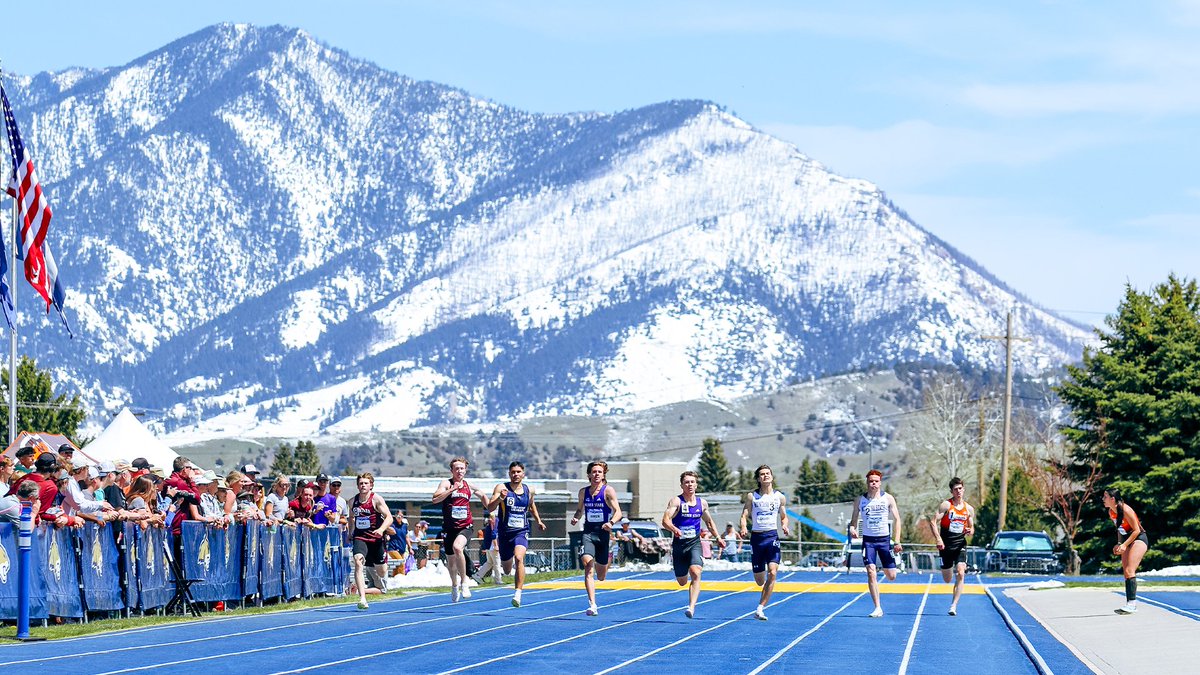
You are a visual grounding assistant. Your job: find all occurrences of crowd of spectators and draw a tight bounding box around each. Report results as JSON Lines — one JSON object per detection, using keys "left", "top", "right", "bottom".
{"left": 0, "top": 440, "right": 361, "bottom": 539}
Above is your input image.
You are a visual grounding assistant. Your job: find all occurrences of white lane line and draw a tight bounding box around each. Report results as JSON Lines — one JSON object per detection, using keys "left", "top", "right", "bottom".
{"left": 1139, "top": 595, "right": 1200, "bottom": 620}
{"left": 9, "top": 586, "right": 547, "bottom": 665}
{"left": 746, "top": 591, "right": 867, "bottom": 675}
{"left": 95, "top": 589, "right": 588, "bottom": 675}
{"left": 600, "top": 572, "right": 847, "bottom": 675}
{"left": 898, "top": 574, "right": 932, "bottom": 674}
{"left": 977, "top": 576, "right": 1058, "bottom": 675}
{"left": 270, "top": 588, "right": 682, "bottom": 675}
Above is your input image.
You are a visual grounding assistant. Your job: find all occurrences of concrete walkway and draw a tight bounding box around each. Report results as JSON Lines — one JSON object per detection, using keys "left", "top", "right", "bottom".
{"left": 1008, "top": 587, "right": 1200, "bottom": 674}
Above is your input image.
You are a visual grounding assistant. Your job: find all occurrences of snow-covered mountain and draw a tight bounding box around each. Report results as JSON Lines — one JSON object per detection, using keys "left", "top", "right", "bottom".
{"left": 2, "top": 24, "right": 1092, "bottom": 441}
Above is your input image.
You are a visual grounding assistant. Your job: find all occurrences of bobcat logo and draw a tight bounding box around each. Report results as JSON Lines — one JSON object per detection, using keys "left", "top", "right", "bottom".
{"left": 48, "top": 535, "right": 62, "bottom": 582}
{"left": 0, "top": 544, "right": 10, "bottom": 583}
{"left": 262, "top": 530, "right": 275, "bottom": 573}
{"left": 90, "top": 531, "right": 104, "bottom": 576}
{"left": 224, "top": 526, "right": 233, "bottom": 565}
{"left": 288, "top": 531, "right": 298, "bottom": 565}
{"left": 324, "top": 534, "right": 333, "bottom": 566}
{"left": 197, "top": 531, "right": 211, "bottom": 572}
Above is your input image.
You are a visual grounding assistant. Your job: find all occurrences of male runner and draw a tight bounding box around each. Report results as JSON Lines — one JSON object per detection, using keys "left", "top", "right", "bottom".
{"left": 570, "top": 461, "right": 623, "bottom": 616}
{"left": 350, "top": 472, "right": 395, "bottom": 610}
{"left": 489, "top": 461, "right": 547, "bottom": 607}
{"left": 928, "top": 476, "right": 974, "bottom": 616}
{"left": 848, "top": 469, "right": 903, "bottom": 617}
{"left": 432, "top": 456, "right": 489, "bottom": 601}
{"left": 661, "top": 471, "right": 722, "bottom": 619}
{"left": 739, "top": 464, "right": 790, "bottom": 620}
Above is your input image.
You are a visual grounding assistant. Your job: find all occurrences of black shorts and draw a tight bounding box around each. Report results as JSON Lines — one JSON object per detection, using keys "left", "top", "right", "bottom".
{"left": 672, "top": 537, "right": 703, "bottom": 578}
{"left": 442, "top": 527, "right": 471, "bottom": 553}
{"left": 939, "top": 544, "right": 966, "bottom": 570}
{"left": 581, "top": 530, "right": 611, "bottom": 564}
{"left": 353, "top": 538, "right": 386, "bottom": 566}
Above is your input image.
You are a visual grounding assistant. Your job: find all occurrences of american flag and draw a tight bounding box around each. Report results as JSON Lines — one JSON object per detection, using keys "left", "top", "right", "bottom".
{"left": 2, "top": 82, "right": 70, "bottom": 335}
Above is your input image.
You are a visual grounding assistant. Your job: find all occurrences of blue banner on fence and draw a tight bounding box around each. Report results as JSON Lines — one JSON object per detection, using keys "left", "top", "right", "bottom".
{"left": 40, "top": 525, "right": 83, "bottom": 618}
{"left": 260, "top": 525, "right": 282, "bottom": 600}
{"left": 122, "top": 522, "right": 139, "bottom": 610}
{"left": 137, "top": 526, "right": 172, "bottom": 610}
{"left": 0, "top": 523, "right": 48, "bottom": 620}
{"left": 79, "top": 523, "right": 123, "bottom": 611}
{"left": 302, "top": 527, "right": 334, "bottom": 596}
{"left": 182, "top": 522, "right": 243, "bottom": 602}
{"left": 243, "top": 520, "right": 261, "bottom": 598}
{"left": 280, "top": 525, "right": 301, "bottom": 599}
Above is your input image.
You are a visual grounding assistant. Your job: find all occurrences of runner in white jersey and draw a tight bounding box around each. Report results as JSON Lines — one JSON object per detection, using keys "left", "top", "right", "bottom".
{"left": 848, "top": 469, "right": 903, "bottom": 618}
{"left": 738, "top": 464, "right": 790, "bottom": 620}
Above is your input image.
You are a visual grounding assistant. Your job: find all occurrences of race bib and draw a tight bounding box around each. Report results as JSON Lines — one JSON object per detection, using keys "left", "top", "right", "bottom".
{"left": 866, "top": 514, "right": 885, "bottom": 529}
{"left": 755, "top": 512, "right": 777, "bottom": 529}
{"left": 1118, "top": 526, "right": 1128, "bottom": 536}
{"left": 586, "top": 510, "right": 604, "bottom": 523}
{"left": 949, "top": 521, "right": 964, "bottom": 534}
{"left": 507, "top": 514, "right": 526, "bottom": 529}
{"left": 679, "top": 526, "right": 697, "bottom": 538}
{"left": 355, "top": 516, "right": 372, "bottom": 530}
{"left": 451, "top": 505, "right": 468, "bottom": 520}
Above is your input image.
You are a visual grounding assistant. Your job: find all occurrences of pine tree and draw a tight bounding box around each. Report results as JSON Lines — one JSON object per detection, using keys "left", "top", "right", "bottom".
{"left": 793, "top": 457, "right": 815, "bottom": 503}
{"left": 696, "top": 437, "right": 733, "bottom": 493}
{"left": 0, "top": 356, "right": 86, "bottom": 441}
{"left": 293, "top": 440, "right": 322, "bottom": 475}
{"left": 810, "top": 459, "right": 839, "bottom": 503}
{"left": 1057, "top": 275, "right": 1200, "bottom": 570}
{"left": 270, "top": 442, "right": 295, "bottom": 476}
{"left": 973, "top": 464, "right": 1053, "bottom": 547}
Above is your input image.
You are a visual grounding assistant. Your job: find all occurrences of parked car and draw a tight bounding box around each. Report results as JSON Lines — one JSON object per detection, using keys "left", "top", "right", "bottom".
{"left": 616, "top": 520, "right": 670, "bottom": 565}
{"left": 984, "top": 531, "right": 1064, "bottom": 574}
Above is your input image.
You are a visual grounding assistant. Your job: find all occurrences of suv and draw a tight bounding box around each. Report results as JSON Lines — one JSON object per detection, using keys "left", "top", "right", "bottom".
{"left": 984, "top": 531, "right": 1063, "bottom": 574}
{"left": 614, "top": 520, "right": 670, "bottom": 565}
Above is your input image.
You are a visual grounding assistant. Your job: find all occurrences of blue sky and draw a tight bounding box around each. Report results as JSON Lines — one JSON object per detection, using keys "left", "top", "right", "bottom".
{"left": 5, "top": 1, "right": 1198, "bottom": 328}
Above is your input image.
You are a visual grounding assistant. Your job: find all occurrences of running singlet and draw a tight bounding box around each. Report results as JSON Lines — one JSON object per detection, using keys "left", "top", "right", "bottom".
{"left": 499, "top": 483, "right": 530, "bottom": 536}
{"left": 442, "top": 481, "right": 473, "bottom": 530}
{"left": 858, "top": 492, "right": 892, "bottom": 538}
{"left": 672, "top": 496, "right": 704, "bottom": 539}
{"left": 1109, "top": 507, "right": 1136, "bottom": 538}
{"left": 351, "top": 493, "right": 382, "bottom": 541}
{"left": 939, "top": 502, "right": 970, "bottom": 547}
{"left": 751, "top": 490, "right": 784, "bottom": 532}
{"left": 583, "top": 484, "right": 612, "bottom": 532}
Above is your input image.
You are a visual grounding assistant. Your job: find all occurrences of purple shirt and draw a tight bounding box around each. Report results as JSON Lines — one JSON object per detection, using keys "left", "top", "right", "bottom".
{"left": 313, "top": 493, "right": 339, "bottom": 525}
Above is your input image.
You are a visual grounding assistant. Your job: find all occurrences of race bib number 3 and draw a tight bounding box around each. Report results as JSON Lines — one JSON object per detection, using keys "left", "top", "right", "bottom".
{"left": 451, "top": 505, "right": 468, "bottom": 520}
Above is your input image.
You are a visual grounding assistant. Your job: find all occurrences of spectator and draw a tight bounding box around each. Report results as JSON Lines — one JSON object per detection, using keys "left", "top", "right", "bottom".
{"left": 0, "top": 455, "right": 14, "bottom": 487}
{"left": 330, "top": 477, "right": 350, "bottom": 526}
{"left": 700, "top": 530, "right": 713, "bottom": 560}
{"left": 164, "top": 457, "right": 200, "bottom": 499}
{"left": 312, "top": 474, "right": 338, "bottom": 526}
{"left": 14, "top": 453, "right": 62, "bottom": 525}
{"left": 287, "top": 484, "right": 318, "bottom": 526}
{"left": 62, "top": 463, "right": 116, "bottom": 526}
{"left": 264, "top": 476, "right": 291, "bottom": 524}
{"left": 197, "top": 471, "right": 223, "bottom": 519}
{"left": 103, "top": 460, "right": 134, "bottom": 511}
{"left": 124, "top": 476, "right": 163, "bottom": 528}
{"left": 613, "top": 517, "right": 643, "bottom": 565}
{"left": 720, "top": 522, "right": 742, "bottom": 562}
{"left": 13, "top": 445, "right": 36, "bottom": 475}
{"left": 130, "top": 457, "right": 152, "bottom": 482}
{"left": 224, "top": 471, "right": 252, "bottom": 517}
{"left": 234, "top": 491, "right": 261, "bottom": 521}
{"left": 241, "top": 463, "right": 261, "bottom": 483}
{"left": 0, "top": 480, "right": 38, "bottom": 521}
{"left": 409, "top": 520, "right": 430, "bottom": 570}
{"left": 57, "top": 444, "right": 77, "bottom": 470}
{"left": 385, "top": 510, "right": 409, "bottom": 575}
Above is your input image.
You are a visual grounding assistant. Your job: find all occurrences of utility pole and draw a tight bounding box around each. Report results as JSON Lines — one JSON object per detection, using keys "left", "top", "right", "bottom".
{"left": 983, "top": 311, "right": 1030, "bottom": 533}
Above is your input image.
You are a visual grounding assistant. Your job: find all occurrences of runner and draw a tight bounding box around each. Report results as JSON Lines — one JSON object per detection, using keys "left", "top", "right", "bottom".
{"left": 661, "top": 471, "right": 722, "bottom": 619}
{"left": 848, "top": 469, "right": 903, "bottom": 617}
{"left": 1103, "top": 487, "right": 1149, "bottom": 615}
{"left": 350, "top": 472, "right": 394, "bottom": 610}
{"left": 432, "top": 456, "right": 489, "bottom": 602}
{"left": 928, "top": 476, "right": 974, "bottom": 616}
{"left": 570, "top": 460, "right": 623, "bottom": 616}
{"left": 738, "top": 464, "right": 790, "bottom": 620}
{"left": 489, "top": 460, "right": 547, "bottom": 607}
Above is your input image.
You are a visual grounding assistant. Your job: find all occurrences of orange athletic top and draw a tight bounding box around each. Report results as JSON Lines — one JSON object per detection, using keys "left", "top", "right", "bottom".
{"left": 940, "top": 502, "right": 970, "bottom": 531}
{"left": 1109, "top": 507, "right": 1136, "bottom": 538}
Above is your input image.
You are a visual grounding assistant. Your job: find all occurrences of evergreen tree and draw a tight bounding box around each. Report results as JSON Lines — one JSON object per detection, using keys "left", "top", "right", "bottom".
{"left": 1057, "top": 275, "right": 1200, "bottom": 570}
{"left": 838, "top": 473, "right": 868, "bottom": 502}
{"left": 0, "top": 356, "right": 86, "bottom": 441}
{"left": 793, "top": 457, "right": 815, "bottom": 503}
{"left": 293, "top": 440, "right": 322, "bottom": 475}
{"left": 696, "top": 437, "right": 733, "bottom": 493}
{"left": 271, "top": 442, "right": 295, "bottom": 476}
{"left": 810, "top": 459, "right": 839, "bottom": 503}
{"left": 974, "top": 464, "right": 1053, "bottom": 547}
{"left": 734, "top": 466, "right": 758, "bottom": 493}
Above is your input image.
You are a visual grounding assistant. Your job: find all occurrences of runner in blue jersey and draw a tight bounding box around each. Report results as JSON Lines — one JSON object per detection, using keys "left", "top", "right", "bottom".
{"left": 488, "top": 461, "right": 547, "bottom": 607}
{"left": 848, "top": 469, "right": 903, "bottom": 618}
{"left": 738, "top": 464, "right": 790, "bottom": 620}
{"left": 570, "top": 461, "right": 623, "bottom": 616}
{"left": 661, "top": 471, "right": 723, "bottom": 618}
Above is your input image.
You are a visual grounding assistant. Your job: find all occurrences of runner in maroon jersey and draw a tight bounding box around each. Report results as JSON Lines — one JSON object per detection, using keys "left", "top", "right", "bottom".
{"left": 432, "top": 456, "right": 490, "bottom": 602}
{"left": 351, "top": 472, "right": 394, "bottom": 610}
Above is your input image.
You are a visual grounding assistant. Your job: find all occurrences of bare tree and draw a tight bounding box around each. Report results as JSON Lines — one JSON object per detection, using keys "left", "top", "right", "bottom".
{"left": 1021, "top": 434, "right": 1102, "bottom": 576}
{"left": 904, "top": 373, "right": 999, "bottom": 512}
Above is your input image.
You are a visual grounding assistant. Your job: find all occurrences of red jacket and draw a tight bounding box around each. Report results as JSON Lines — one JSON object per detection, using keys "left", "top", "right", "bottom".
{"left": 7, "top": 472, "right": 59, "bottom": 524}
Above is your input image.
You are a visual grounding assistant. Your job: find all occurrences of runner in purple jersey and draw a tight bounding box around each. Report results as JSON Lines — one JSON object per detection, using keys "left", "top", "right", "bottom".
{"left": 488, "top": 461, "right": 547, "bottom": 607}
{"left": 661, "top": 471, "right": 722, "bottom": 618}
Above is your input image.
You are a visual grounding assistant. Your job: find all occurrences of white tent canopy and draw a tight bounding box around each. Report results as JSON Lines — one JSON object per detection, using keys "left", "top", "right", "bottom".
{"left": 82, "top": 408, "right": 178, "bottom": 470}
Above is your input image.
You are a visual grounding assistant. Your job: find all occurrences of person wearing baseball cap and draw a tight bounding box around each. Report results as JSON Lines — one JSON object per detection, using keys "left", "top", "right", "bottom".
{"left": 242, "top": 463, "right": 260, "bottom": 478}
{"left": 7, "top": 452, "right": 61, "bottom": 523}
{"left": 62, "top": 462, "right": 115, "bottom": 525}
{"left": 130, "top": 457, "right": 152, "bottom": 481}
